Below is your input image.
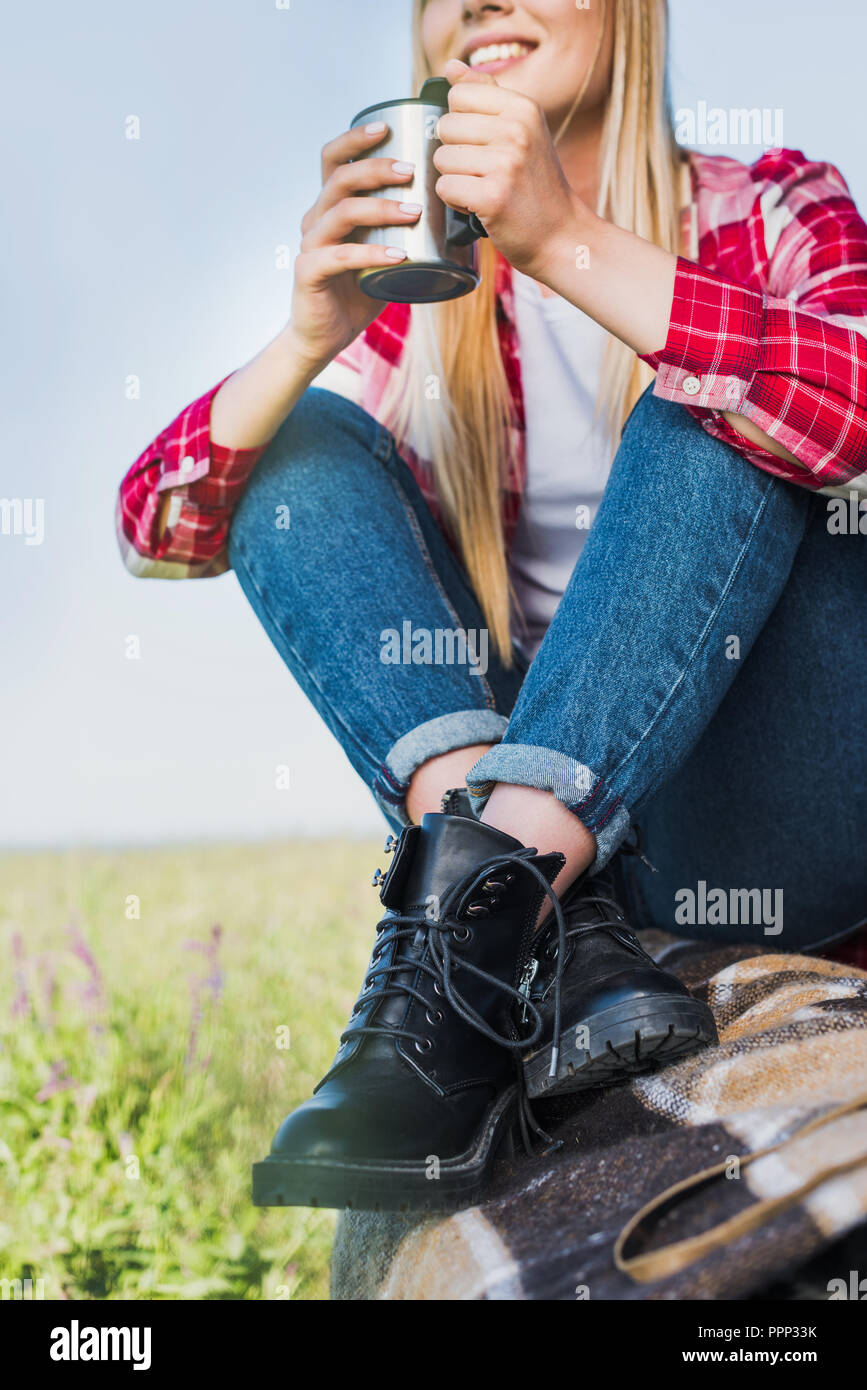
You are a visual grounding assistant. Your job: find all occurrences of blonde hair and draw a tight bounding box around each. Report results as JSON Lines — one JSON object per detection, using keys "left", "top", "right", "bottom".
{"left": 381, "top": 0, "right": 686, "bottom": 666}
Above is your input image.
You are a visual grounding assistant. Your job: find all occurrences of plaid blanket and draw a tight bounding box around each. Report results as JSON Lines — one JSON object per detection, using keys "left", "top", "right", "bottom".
{"left": 331, "top": 933, "right": 867, "bottom": 1300}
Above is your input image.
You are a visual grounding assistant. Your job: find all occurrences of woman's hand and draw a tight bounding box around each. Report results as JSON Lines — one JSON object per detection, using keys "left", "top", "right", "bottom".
{"left": 432, "top": 57, "right": 584, "bottom": 284}
{"left": 435, "top": 58, "right": 679, "bottom": 360}
{"left": 287, "top": 123, "right": 423, "bottom": 373}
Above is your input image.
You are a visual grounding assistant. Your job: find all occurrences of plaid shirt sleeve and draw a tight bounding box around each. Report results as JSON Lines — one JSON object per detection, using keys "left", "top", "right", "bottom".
{"left": 639, "top": 151, "right": 867, "bottom": 493}
{"left": 116, "top": 375, "right": 278, "bottom": 578}
{"left": 117, "top": 341, "right": 370, "bottom": 578}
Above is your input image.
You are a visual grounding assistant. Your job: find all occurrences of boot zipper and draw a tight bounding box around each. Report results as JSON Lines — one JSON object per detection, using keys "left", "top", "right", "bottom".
{"left": 517, "top": 956, "right": 539, "bottom": 1023}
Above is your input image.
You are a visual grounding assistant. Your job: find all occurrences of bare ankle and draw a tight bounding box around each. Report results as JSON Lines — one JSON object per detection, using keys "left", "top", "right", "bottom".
{"left": 405, "top": 744, "right": 494, "bottom": 823}
{"left": 480, "top": 783, "right": 596, "bottom": 928}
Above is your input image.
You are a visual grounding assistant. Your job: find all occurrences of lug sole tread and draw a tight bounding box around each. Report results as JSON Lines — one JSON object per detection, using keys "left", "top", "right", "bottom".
{"left": 525, "top": 997, "right": 718, "bottom": 1099}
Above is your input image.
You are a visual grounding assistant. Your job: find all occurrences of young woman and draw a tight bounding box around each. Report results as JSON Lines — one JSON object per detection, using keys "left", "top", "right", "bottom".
{"left": 118, "top": 0, "right": 867, "bottom": 1213}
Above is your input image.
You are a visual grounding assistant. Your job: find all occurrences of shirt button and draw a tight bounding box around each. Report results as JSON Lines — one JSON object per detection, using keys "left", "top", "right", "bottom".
{"left": 180, "top": 454, "right": 196, "bottom": 475}
{"left": 683, "top": 375, "right": 702, "bottom": 396}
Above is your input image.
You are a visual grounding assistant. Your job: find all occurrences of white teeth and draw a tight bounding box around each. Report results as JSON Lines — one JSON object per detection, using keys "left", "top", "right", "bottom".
{"left": 467, "top": 41, "right": 533, "bottom": 68}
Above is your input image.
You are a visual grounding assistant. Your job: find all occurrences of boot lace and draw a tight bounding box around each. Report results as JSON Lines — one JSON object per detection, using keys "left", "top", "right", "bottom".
{"left": 551, "top": 887, "right": 654, "bottom": 964}
{"left": 342, "top": 846, "right": 570, "bottom": 1155}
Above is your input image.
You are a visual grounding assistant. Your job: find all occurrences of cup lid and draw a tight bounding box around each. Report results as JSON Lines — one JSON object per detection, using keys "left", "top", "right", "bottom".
{"left": 351, "top": 77, "right": 450, "bottom": 129}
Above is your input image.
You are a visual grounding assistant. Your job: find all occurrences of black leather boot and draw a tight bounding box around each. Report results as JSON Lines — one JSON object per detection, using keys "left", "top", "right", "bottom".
{"left": 252, "top": 812, "right": 565, "bottom": 1212}
{"left": 521, "top": 865, "right": 718, "bottom": 1099}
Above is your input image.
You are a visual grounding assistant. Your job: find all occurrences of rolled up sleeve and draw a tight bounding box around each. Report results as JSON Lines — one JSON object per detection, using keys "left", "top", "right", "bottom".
{"left": 116, "top": 376, "right": 272, "bottom": 578}
{"left": 639, "top": 152, "right": 867, "bottom": 495}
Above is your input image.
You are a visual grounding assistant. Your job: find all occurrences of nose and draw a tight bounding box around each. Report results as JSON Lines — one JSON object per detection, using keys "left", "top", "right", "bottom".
{"left": 462, "top": 1, "right": 515, "bottom": 19}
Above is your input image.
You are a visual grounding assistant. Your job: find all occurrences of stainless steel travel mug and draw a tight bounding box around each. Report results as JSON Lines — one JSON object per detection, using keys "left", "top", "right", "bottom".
{"left": 350, "top": 77, "right": 488, "bottom": 303}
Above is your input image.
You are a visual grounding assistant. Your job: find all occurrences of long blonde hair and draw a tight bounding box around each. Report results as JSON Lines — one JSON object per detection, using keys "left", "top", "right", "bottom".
{"left": 381, "top": 0, "right": 686, "bottom": 666}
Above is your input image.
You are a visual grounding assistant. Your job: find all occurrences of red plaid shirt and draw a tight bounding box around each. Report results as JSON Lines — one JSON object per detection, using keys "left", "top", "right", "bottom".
{"left": 117, "top": 146, "right": 867, "bottom": 577}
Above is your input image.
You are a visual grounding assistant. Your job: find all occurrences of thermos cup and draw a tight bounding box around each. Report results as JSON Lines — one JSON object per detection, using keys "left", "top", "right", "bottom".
{"left": 350, "top": 77, "right": 488, "bottom": 303}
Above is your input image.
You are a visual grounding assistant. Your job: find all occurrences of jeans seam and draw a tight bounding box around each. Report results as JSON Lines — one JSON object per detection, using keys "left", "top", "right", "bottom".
{"left": 591, "top": 795, "right": 624, "bottom": 832}
{"left": 374, "top": 763, "right": 408, "bottom": 806}
{"left": 603, "top": 478, "right": 777, "bottom": 792}
{"left": 570, "top": 778, "right": 606, "bottom": 817}
{"left": 377, "top": 763, "right": 406, "bottom": 792}
{"left": 372, "top": 418, "right": 394, "bottom": 464}
{"left": 567, "top": 777, "right": 624, "bottom": 831}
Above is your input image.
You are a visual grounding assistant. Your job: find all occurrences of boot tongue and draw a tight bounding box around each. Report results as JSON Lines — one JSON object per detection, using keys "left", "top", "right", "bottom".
{"left": 401, "top": 813, "right": 526, "bottom": 913}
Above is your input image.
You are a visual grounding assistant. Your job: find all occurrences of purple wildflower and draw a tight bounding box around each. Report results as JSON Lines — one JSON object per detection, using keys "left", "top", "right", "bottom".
{"left": 183, "top": 925, "right": 224, "bottom": 1070}
{"left": 67, "top": 921, "right": 106, "bottom": 1014}
{"left": 11, "top": 932, "right": 30, "bottom": 1020}
{"left": 35, "top": 1060, "right": 77, "bottom": 1103}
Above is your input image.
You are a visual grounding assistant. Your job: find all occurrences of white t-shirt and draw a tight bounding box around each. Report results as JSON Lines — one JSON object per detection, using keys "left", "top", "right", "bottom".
{"left": 508, "top": 270, "right": 612, "bottom": 658}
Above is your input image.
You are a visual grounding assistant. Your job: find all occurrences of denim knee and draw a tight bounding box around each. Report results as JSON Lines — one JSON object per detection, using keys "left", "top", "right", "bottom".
{"left": 227, "top": 387, "right": 395, "bottom": 576}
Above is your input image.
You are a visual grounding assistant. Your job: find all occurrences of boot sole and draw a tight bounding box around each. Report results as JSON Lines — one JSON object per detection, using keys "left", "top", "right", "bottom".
{"left": 524, "top": 994, "right": 718, "bottom": 1100}
{"left": 252, "top": 1085, "right": 520, "bottom": 1213}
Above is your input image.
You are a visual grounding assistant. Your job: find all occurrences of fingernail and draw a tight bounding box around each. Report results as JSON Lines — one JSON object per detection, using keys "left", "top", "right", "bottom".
{"left": 365, "top": 121, "right": 387, "bottom": 134}
{"left": 399, "top": 202, "right": 423, "bottom": 215}
{"left": 391, "top": 160, "right": 415, "bottom": 175}
{"left": 384, "top": 247, "right": 407, "bottom": 260}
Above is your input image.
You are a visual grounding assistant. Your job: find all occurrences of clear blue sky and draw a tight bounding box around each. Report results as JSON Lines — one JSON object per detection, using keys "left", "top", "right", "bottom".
{"left": 2, "top": 0, "right": 864, "bottom": 848}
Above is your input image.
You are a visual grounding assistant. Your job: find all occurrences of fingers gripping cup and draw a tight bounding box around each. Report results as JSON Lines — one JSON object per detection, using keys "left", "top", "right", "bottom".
{"left": 350, "top": 77, "right": 488, "bottom": 303}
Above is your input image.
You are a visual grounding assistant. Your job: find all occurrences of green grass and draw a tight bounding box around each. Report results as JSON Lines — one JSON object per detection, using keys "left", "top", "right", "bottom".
{"left": 0, "top": 839, "right": 381, "bottom": 1300}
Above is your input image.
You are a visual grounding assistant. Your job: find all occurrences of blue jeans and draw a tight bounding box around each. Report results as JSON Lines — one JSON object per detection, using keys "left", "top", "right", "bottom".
{"left": 228, "top": 385, "right": 867, "bottom": 952}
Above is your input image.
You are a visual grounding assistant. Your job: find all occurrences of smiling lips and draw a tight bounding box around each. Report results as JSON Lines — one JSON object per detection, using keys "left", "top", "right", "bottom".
{"left": 465, "top": 40, "right": 537, "bottom": 74}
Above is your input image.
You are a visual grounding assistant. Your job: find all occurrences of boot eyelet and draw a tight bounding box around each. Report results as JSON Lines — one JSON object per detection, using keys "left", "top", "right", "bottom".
{"left": 425, "top": 1008, "right": 443, "bottom": 1026}
{"left": 433, "top": 981, "right": 445, "bottom": 997}
{"left": 415, "top": 1037, "right": 433, "bottom": 1054}
{"left": 452, "top": 925, "right": 472, "bottom": 943}
{"left": 545, "top": 942, "right": 558, "bottom": 961}
{"left": 483, "top": 878, "right": 504, "bottom": 892}
{"left": 364, "top": 976, "right": 375, "bottom": 991}
{"left": 465, "top": 903, "right": 488, "bottom": 918}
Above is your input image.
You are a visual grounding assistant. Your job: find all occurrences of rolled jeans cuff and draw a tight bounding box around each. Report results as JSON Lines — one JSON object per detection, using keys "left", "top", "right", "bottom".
{"left": 373, "top": 710, "right": 510, "bottom": 828}
{"left": 465, "top": 743, "right": 632, "bottom": 873}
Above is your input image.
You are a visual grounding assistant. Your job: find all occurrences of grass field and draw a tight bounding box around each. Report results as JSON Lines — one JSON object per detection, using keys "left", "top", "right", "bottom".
{"left": 0, "top": 839, "right": 382, "bottom": 1301}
